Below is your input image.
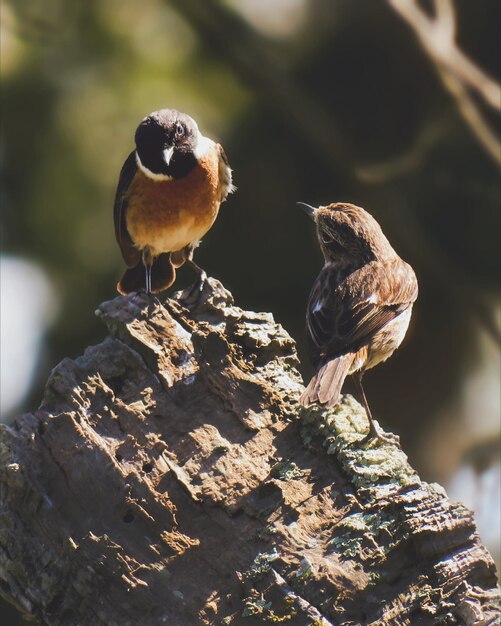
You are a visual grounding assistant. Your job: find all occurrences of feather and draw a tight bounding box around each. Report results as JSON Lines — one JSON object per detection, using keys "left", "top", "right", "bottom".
{"left": 113, "top": 151, "right": 141, "bottom": 268}
{"left": 300, "top": 354, "right": 355, "bottom": 407}
{"left": 117, "top": 252, "right": 175, "bottom": 295}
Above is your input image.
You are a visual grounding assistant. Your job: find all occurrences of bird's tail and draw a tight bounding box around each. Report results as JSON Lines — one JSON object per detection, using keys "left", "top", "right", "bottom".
{"left": 117, "top": 253, "right": 176, "bottom": 295}
{"left": 300, "top": 353, "right": 355, "bottom": 407}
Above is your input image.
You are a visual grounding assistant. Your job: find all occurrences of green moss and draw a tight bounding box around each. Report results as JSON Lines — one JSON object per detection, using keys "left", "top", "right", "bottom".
{"left": 300, "top": 396, "right": 418, "bottom": 490}
{"left": 242, "top": 595, "right": 298, "bottom": 622}
{"left": 266, "top": 596, "right": 298, "bottom": 622}
{"left": 254, "top": 524, "right": 279, "bottom": 541}
{"left": 243, "top": 549, "right": 280, "bottom": 581}
{"left": 301, "top": 395, "right": 368, "bottom": 440}
{"left": 405, "top": 582, "right": 457, "bottom": 617}
{"left": 329, "top": 510, "right": 406, "bottom": 560}
{"left": 271, "top": 460, "right": 306, "bottom": 481}
{"left": 242, "top": 599, "right": 272, "bottom": 617}
{"left": 295, "top": 557, "right": 313, "bottom": 580}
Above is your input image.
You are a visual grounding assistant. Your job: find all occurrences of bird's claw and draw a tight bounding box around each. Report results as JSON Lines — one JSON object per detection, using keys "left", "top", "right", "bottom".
{"left": 358, "top": 425, "right": 397, "bottom": 447}
{"left": 182, "top": 273, "right": 206, "bottom": 306}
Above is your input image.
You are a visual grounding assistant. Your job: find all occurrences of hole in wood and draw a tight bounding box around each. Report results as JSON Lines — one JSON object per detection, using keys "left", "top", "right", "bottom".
{"left": 142, "top": 462, "right": 154, "bottom": 473}
{"left": 123, "top": 511, "right": 134, "bottom": 523}
{"left": 107, "top": 375, "right": 125, "bottom": 395}
{"left": 283, "top": 507, "right": 300, "bottom": 525}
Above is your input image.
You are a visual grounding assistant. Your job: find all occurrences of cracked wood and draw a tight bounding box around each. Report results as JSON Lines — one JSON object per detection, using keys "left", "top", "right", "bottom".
{"left": 0, "top": 279, "right": 499, "bottom": 625}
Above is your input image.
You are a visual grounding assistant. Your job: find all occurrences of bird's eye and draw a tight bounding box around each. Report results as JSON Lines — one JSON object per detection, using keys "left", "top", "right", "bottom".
{"left": 175, "top": 122, "right": 184, "bottom": 138}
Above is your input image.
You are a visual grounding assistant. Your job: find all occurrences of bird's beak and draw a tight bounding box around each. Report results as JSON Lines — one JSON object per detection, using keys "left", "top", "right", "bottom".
{"left": 163, "top": 146, "right": 175, "bottom": 165}
{"left": 297, "top": 202, "right": 316, "bottom": 219}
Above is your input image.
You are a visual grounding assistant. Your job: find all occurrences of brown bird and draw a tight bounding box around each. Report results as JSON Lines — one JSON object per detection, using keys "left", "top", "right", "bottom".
{"left": 114, "top": 108, "right": 234, "bottom": 295}
{"left": 299, "top": 202, "right": 418, "bottom": 441}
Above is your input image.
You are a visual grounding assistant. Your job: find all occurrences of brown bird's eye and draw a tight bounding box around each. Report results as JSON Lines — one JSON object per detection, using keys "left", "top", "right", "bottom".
{"left": 175, "top": 122, "right": 184, "bottom": 138}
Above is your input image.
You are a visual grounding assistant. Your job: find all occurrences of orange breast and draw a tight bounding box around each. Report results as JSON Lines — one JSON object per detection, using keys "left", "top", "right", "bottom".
{"left": 126, "top": 149, "right": 221, "bottom": 256}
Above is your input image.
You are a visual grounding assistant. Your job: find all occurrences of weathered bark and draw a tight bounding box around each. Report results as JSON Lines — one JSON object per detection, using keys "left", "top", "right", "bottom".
{"left": 0, "top": 279, "right": 499, "bottom": 625}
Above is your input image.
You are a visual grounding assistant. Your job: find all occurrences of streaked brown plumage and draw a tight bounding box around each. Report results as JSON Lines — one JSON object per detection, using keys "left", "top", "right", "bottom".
{"left": 299, "top": 202, "right": 418, "bottom": 441}
{"left": 114, "top": 108, "right": 234, "bottom": 295}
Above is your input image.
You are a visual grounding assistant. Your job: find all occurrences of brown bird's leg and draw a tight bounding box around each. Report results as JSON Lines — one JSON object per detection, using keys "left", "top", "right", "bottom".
{"left": 354, "top": 372, "right": 394, "bottom": 444}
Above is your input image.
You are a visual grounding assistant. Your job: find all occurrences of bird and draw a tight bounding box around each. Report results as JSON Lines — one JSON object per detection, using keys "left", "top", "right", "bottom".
{"left": 113, "top": 108, "right": 234, "bottom": 295}
{"left": 298, "top": 202, "right": 418, "bottom": 442}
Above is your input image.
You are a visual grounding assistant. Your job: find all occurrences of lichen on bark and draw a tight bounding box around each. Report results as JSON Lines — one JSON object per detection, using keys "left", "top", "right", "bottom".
{"left": 0, "top": 279, "right": 499, "bottom": 625}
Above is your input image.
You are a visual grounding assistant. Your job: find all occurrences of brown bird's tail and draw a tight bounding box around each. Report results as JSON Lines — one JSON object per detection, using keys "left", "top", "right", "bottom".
{"left": 300, "top": 353, "right": 355, "bottom": 407}
{"left": 117, "top": 253, "right": 176, "bottom": 295}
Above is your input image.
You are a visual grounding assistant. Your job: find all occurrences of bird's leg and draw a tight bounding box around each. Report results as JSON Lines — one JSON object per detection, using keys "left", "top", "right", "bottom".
{"left": 183, "top": 261, "right": 208, "bottom": 306}
{"left": 139, "top": 246, "right": 163, "bottom": 314}
{"left": 187, "top": 259, "right": 207, "bottom": 290}
{"left": 142, "top": 246, "right": 153, "bottom": 295}
{"left": 354, "top": 372, "right": 394, "bottom": 444}
{"left": 184, "top": 242, "right": 207, "bottom": 297}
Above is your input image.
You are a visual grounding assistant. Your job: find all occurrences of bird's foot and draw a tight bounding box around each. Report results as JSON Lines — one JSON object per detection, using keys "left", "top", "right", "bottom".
{"left": 134, "top": 288, "right": 162, "bottom": 313}
{"left": 184, "top": 273, "right": 207, "bottom": 305}
{"left": 182, "top": 262, "right": 208, "bottom": 307}
{"left": 358, "top": 422, "right": 397, "bottom": 447}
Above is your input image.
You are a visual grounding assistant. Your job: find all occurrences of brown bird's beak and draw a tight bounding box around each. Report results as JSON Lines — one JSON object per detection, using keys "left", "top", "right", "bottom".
{"left": 297, "top": 202, "right": 316, "bottom": 219}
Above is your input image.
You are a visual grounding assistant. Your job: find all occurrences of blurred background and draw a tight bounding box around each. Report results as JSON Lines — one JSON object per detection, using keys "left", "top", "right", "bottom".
{"left": 1, "top": 0, "right": 500, "bottom": 620}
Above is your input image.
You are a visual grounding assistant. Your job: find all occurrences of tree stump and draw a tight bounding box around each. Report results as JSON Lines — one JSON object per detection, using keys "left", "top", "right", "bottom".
{"left": 1, "top": 279, "right": 499, "bottom": 625}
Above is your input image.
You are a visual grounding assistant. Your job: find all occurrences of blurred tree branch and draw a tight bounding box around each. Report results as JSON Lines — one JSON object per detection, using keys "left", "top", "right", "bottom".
{"left": 167, "top": 0, "right": 356, "bottom": 176}
{"left": 388, "top": 0, "right": 501, "bottom": 165}
{"left": 355, "top": 112, "right": 454, "bottom": 182}
{"left": 168, "top": 0, "right": 500, "bottom": 348}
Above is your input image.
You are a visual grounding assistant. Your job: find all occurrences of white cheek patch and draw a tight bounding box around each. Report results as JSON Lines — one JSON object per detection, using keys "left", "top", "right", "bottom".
{"left": 366, "top": 293, "right": 378, "bottom": 304}
{"left": 193, "top": 132, "right": 215, "bottom": 159}
{"left": 135, "top": 152, "right": 174, "bottom": 181}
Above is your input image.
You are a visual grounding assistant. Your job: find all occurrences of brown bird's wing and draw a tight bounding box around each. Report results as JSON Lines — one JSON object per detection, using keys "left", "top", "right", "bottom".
{"left": 306, "top": 257, "right": 418, "bottom": 366}
{"left": 113, "top": 151, "right": 141, "bottom": 267}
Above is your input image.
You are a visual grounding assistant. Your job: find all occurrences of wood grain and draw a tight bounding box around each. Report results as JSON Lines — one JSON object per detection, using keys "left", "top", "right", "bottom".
{"left": 1, "top": 279, "right": 499, "bottom": 625}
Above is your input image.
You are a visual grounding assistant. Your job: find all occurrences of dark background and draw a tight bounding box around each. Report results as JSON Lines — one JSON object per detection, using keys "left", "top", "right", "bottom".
{"left": 1, "top": 0, "right": 500, "bottom": 622}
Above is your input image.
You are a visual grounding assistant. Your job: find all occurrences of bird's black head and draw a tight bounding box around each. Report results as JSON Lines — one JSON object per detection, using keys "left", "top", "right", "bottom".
{"left": 135, "top": 109, "right": 200, "bottom": 179}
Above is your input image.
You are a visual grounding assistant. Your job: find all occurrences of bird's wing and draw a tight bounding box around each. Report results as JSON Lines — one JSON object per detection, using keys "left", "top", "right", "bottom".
{"left": 216, "top": 143, "right": 235, "bottom": 202}
{"left": 113, "top": 151, "right": 141, "bottom": 267}
{"left": 306, "top": 257, "right": 418, "bottom": 364}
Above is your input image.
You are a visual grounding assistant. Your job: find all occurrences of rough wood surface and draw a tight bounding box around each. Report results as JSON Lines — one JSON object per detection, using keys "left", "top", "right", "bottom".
{"left": 1, "top": 279, "right": 499, "bottom": 625}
